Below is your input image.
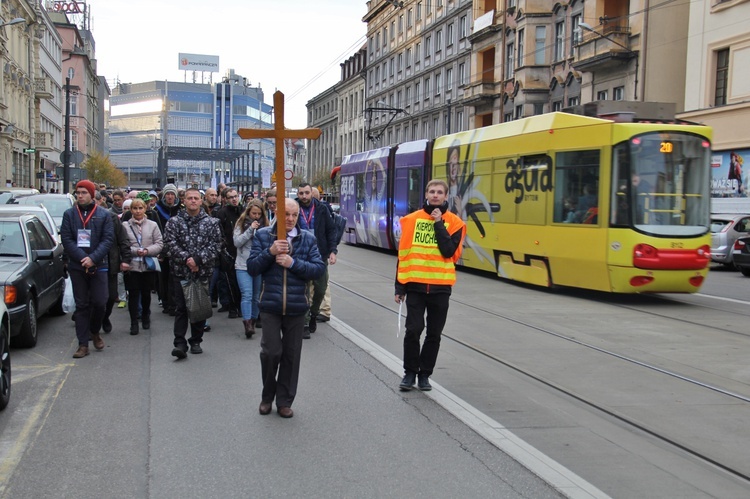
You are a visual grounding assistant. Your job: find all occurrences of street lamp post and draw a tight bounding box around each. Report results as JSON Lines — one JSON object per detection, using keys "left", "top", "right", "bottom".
{"left": 0, "top": 18, "right": 26, "bottom": 28}
{"left": 578, "top": 22, "right": 639, "bottom": 100}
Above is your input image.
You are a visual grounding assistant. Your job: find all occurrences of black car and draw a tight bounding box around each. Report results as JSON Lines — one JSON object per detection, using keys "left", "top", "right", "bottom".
{"left": 732, "top": 235, "right": 750, "bottom": 277}
{"left": 0, "top": 300, "right": 10, "bottom": 410}
{"left": 0, "top": 214, "right": 66, "bottom": 347}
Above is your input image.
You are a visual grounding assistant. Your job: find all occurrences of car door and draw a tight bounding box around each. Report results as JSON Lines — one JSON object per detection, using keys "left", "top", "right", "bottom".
{"left": 25, "top": 219, "right": 57, "bottom": 312}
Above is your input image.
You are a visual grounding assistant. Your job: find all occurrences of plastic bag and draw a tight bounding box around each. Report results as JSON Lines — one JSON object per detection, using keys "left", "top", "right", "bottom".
{"left": 181, "top": 276, "right": 212, "bottom": 323}
{"left": 144, "top": 256, "right": 161, "bottom": 272}
{"left": 62, "top": 277, "right": 75, "bottom": 314}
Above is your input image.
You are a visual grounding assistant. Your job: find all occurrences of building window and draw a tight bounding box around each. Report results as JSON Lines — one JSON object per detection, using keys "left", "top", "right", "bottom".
{"left": 552, "top": 101, "right": 562, "bottom": 111}
{"left": 399, "top": 15, "right": 404, "bottom": 35}
{"left": 447, "top": 24, "right": 454, "bottom": 47}
{"left": 460, "top": 15, "right": 467, "bottom": 39}
{"left": 383, "top": 27, "right": 388, "bottom": 47}
{"left": 426, "top": 36, "right": 432, "bottom": 57}
{"left": 406, "top": 86, "right": 411, "bottom": 106}
{"left": 390, "top": 58, "right": 395, "bottom": 76}
{"left": 568, "top": 96, "right": 580, "bottom": 107}
{"left": 397, "top": 90, "right": 402, "bottom": 108}
{"left": 517, "top": 28, "right": 525, "bottom": 67}
{"left": 456, "top": 110, "right": 464, "bottom": 132}
{"left": 459, "top": 62, "right": 466, "bottom": 85}
{"left": 415, "top": 81, "right": 421, "bottom": 102}
{"left": 435, "top": 72, "right": 442, "bottom": 95}
{"left": 504, "top": 112, "right": 513, "bottom": 122}
{"left": 398, "top": 53, "right": 403, "bottom": 73}
{"left": 715, "top": 48, "right": 729, "bottom": 106}
{"left": 408, "top": 8, "right": 413, "bottom": 27}
{"left": 424, "top": 77, "right": 431, "bottom": 99}
{"left": 406, "top": 48, "right": 412, "bottom": 67}
{"left": 70, "top": 94, "right": 78, "bottom": 116}
{"left": 434, "top": 118, "right": 440, "bottom": 138}
{"left": 554, "top": 21, "right": 565, "bottom": 62}
{"left": 391, "top": 21, "right": 395, "bottom": 40}
{"left": 597, "top": 90, "right": 608, "bottom": 100}
{"left": 506, "top": 42, "right": 515, "bottom": 79}
{"left": 571, "top": 14, "right": 581, "bottom": 56}
{"left": 446, "top": 68, "right": 453, "bottom": 92}
{"left": 613, "top": 86, "right": 624, "bottom": 101}
{"left": 535, "top": 26, "right": 546, "bottom": 65}
{"left": 515, "top": 105, "right": 523, "bottom": 119}
{"left": 436, "top": 30, "right": 442, "bottom": 53}
{"left": 417, "top": 1, "right": 422, "bottom": 20}
{"left": 382, "top": 63, "right": 387, "bottom": 82}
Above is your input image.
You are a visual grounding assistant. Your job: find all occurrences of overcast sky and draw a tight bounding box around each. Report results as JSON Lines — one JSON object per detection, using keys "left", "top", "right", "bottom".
{"left": 80, "top": 0, "right": 368, "bottom": 129}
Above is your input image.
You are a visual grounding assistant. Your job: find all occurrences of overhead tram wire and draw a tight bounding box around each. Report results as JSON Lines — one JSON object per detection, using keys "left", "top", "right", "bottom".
{"left": 287, "top": 35, "right": 367, "bottom": 103}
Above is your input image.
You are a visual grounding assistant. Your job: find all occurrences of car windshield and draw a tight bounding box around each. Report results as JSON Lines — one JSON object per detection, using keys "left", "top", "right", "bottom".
{"left": 0, "top": 221, "right": 26, "bottom": 258}
{"left": 17, "top": 196, "right": 72, "bottom": 218}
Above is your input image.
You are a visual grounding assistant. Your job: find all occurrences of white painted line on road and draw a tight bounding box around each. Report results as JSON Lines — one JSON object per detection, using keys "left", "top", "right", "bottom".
{"left": 330, "top": 316, "right": 611, "bottom": 499}
{"left": 695, "top": 293, "right": 750, "bottom": 305}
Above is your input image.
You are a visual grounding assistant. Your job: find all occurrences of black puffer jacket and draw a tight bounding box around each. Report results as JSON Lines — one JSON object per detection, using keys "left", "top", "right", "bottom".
{"left": 247, "top": 222, "right": 325, "bottom": 316}
{"left": 61, "top": 203, "right": 114, "bottom": 272}
{"left": 163, "top": 210, "right": 222, "bottom": 280}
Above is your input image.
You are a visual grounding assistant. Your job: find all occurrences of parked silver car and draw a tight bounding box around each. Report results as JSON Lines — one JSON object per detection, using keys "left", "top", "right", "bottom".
{"left": 710, "top": 214, "right": 750, "bottom": 266}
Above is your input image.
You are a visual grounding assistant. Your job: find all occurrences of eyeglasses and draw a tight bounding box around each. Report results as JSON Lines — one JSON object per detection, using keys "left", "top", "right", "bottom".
{"left": 75, "top": 191, "right": 90, "bottom": 196}
{"left": 226, "top": 195, "right": 238, "bottom": 199}
{"left": 266, "top": 201, "right": 277, "bottom": 206}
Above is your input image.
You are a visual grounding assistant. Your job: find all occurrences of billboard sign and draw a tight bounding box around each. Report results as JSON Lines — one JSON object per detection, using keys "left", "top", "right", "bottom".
{"left": 178, "top": 53, "right": 220, "bottom": 72}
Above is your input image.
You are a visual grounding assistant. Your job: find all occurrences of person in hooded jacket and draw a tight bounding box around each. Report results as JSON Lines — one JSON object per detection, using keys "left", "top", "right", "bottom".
{"left": 154, "top": 183, "right": 182, "bottom": 316}
{"left": 247, "top": 198, "right": 325, "bottom": 418}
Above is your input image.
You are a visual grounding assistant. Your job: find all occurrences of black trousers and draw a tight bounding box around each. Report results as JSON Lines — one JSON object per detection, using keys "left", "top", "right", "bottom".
{"left": 171, "top": 275, "right": 206, "bottom": 349}
{"left": 124, "top": 271, "right": 155, "bottom": 324}
{"left": 259, "top": 312, "right": 305, "bottom": 408}
{"left": 159, "top": 258, "right": 176, "bottom": 312}
{"left": 70, "top": 269, "right": 109, "bottom": 346}
{"left": 403, "top": 291, "right": 450, "bottom": 377}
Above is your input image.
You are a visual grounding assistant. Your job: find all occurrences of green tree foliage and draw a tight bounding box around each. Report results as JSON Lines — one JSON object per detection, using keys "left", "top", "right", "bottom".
{"left": 81, "top": 151, "right": 127, "bottom": 188}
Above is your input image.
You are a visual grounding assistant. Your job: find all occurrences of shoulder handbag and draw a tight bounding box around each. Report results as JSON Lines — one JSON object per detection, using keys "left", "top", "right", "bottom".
{"left": 129, "top": 224, "right": 161, "bottom": 272}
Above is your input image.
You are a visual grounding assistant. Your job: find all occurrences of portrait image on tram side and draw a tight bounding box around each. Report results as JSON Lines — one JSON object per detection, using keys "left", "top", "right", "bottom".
{"left": 354, "top": 158, "right": 386, "bottom": 246}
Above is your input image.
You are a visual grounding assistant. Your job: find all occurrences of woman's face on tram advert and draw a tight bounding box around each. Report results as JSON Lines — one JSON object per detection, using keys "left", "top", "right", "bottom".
{"left": 447, "top": 146, "right": 460, "bottom": 184}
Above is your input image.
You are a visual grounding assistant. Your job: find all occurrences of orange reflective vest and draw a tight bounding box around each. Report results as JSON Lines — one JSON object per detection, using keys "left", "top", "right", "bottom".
{"left": 397, "top": 210, "right": 466, "bottom": 286}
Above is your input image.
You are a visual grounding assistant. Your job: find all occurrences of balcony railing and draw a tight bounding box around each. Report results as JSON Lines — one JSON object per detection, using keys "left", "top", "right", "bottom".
{"left": 34, "top": 77, "right": 53, "bottom": 99}
{"left": 35, "top": 132, "right": 54, "bottom": 151}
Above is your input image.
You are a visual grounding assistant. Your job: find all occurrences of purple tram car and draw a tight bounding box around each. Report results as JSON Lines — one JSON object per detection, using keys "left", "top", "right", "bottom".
{"left": 339, "top": 140, "right": 432, "bottom": 250}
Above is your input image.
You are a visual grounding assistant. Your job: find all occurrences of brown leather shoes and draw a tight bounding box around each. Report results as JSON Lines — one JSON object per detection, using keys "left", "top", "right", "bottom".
{"left": 277, "top": 406, "right": 293, "bottom": 418}
{"left": 258, "top": 401, "right": 272, "bottom": 415}
{"left": 73, "top": 345, "right": 89, "bottom": 358}
{"left": 92, "top": 333, "right": 105, "bottom": 351}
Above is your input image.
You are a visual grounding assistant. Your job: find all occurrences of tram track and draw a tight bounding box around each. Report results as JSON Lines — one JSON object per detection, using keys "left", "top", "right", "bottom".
{"left": 332, "top": 257, "right": 750, "bottom": 485}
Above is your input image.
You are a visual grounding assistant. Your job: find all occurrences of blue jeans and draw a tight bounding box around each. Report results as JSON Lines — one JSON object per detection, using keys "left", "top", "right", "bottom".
{"left": 236, "top": 268, "right": 261, "bottom": 320}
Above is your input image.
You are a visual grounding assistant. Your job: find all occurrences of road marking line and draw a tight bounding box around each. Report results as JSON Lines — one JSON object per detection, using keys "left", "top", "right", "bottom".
{"left": 330, "top": 316, "right": 610, "bottom": 499}
{"left": 0, "top": 365, "right": 71, "bottom": 497}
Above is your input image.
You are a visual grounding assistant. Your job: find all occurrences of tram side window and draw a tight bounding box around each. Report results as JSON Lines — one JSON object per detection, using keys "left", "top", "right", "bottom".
{"left": 408, "top": 167, "right": 422, "bottom": 213}
{"left": 553, "top": 150, "right": 601, "bottom": 224}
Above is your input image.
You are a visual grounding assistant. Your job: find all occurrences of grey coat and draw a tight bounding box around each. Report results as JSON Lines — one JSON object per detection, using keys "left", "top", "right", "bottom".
{"left": 123, "top": 218, "right": 164, "bottom": 273}
{"left": 233, "top": 223, "right": 258, "bottom": 271}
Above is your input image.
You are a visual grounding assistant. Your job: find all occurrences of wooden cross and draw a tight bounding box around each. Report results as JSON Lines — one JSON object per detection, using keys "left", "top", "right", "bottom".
{"left": 237, "top": 90, "right": 321, "bottom": 240}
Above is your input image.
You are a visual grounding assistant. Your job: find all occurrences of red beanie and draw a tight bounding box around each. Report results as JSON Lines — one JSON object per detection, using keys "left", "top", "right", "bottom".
{"left": 76, "top": 180, "right": 96, "bottom": 198}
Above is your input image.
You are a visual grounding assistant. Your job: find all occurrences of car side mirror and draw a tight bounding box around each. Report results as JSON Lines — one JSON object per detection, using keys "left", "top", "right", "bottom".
{"left": 33, "top": 249, "right": 54, "bottom": 261}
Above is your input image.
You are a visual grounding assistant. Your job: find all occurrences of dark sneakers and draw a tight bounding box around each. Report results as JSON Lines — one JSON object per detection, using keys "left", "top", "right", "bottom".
{"left": 417, "top": 375, "right": 432, "bottom": 391}
{"left": 303, "top": 325, "right": 311, "bottom": 339}
{"left": 308, "top": 316, "right": 317, "bottom": 334}
{"left": 171, "top": 347, "right": 187, "bottom": 360}
{"left": 399, "top": 372, "right": 417, "bottom": 391}
{"left": 190, "top": 343, "right": 203, "bottom": 354}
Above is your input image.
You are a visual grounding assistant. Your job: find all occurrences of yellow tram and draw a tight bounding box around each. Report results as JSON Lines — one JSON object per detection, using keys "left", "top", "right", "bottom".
{"left": 434, "top": 112, "right": 712, "bottom": 293}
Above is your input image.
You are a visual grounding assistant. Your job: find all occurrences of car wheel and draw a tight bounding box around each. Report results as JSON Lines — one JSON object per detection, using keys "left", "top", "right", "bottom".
{"left": 0, "top": 319, "right": 10, "bottom": 410}
{"left": 741, "top": 267, "right": 750, "bottom": 277}
{"left": 17, "top": 297, "right": 38, "bottom": 348}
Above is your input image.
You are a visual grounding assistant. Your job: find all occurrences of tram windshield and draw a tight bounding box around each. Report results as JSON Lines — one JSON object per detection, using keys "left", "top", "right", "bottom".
{"left": 611, "top": 132, "right": 711, "bottom": 236}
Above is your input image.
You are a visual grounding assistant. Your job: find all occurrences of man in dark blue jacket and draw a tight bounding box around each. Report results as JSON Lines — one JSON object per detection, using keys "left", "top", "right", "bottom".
{"left": 247, "top": 198, "right": 325, "bottom": 418}
{"left": 296, "top": 183, "right": 337, "bottom": 338}
{"left": 61, "top": 180, "right": 115, "bottom": 358}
